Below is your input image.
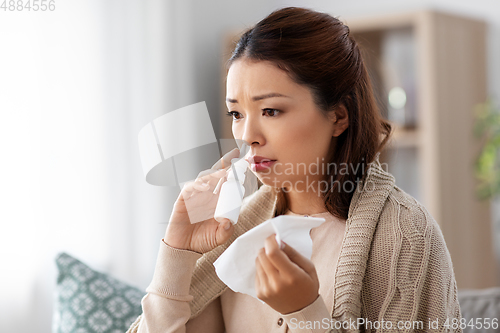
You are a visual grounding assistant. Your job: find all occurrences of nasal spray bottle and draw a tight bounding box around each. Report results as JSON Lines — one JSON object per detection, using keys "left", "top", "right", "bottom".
{"left": 214, "top": 143, "right": 250, "bottom": 225}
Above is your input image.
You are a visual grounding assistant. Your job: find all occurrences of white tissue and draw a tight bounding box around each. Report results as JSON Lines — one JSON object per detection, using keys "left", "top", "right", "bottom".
{"left": 214, "top": 158, "right": 249, "bottom": 225}
{"left": 213, "top": 180, "right": 244, "bottom": 224}
{"left": 213, "top": 215, "right": 325, "bottom": 299}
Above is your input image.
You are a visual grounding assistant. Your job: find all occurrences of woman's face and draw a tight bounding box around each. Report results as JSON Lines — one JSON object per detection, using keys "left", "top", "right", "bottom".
{"left": 226, "top": 59, "right": 340, "bottom": 192}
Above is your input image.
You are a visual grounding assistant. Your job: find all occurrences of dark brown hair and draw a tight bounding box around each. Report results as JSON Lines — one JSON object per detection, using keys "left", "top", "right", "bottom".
{"left": 228, "top": 7, "right": 392, "bottom": 220}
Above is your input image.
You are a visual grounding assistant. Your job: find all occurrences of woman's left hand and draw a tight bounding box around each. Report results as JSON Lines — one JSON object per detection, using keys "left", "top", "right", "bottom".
{"left": 255, "top": 234, "right": 320, "bottom": 315}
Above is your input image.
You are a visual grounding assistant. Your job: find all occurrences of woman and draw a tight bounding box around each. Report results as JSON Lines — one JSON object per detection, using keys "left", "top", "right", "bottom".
{"left": 128, "top": 7, "right": 461, "bottom": 333}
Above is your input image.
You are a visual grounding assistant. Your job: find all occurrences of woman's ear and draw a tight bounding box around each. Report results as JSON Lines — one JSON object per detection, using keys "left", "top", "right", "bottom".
{"left": 332, "top": 104, "right": 349, "bottom": 137}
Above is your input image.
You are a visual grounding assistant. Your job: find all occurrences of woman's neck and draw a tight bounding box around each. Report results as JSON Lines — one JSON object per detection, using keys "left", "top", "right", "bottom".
{"left": 284, "top": 188, "right": 327, "bottom": 215}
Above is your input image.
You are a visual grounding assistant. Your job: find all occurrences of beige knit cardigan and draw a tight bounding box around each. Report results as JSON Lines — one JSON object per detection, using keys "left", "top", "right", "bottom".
{"left": 128, "top": 158, "right": 462, "bottom": 332}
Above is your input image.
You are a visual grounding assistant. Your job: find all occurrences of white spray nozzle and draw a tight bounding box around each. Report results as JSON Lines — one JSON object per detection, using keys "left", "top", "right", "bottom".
{"left": 227, "top": 158, "right": 249, "bottom": 183}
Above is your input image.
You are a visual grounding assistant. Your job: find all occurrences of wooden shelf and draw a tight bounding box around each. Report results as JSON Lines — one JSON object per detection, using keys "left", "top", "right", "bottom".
{"left": 386, "top": 125, "right": 420, "bottom": 149}
{"left": 345, "top": 10, "right": 496, "bottom": 289}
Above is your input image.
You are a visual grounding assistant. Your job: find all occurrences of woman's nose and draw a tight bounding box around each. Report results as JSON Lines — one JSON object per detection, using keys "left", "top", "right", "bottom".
{"left": 240, "top": 116, "right": 264, "bottom": 147}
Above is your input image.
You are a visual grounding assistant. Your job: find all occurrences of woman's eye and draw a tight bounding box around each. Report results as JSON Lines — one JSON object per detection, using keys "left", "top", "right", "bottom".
{"left": 226, "top": 111, "right": 242, "bottom": 120}
{"left": 226, "top": 109, "right": 280, "bottom": 120}
{"left": 263, "top": 109, "right": 280, "bottom": 117}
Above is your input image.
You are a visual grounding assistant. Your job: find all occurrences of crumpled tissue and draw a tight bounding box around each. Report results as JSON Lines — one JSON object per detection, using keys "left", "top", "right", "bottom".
{"left": 213, "top": 215, "right": 326, "bottom": 299}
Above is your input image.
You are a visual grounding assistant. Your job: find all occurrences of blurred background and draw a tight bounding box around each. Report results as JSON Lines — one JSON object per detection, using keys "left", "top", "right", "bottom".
{"left": 1, "top": 0, "right": 500, "bottom": 332}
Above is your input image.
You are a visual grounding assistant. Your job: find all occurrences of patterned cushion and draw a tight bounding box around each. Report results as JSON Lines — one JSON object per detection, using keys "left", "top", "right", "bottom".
{"left": 53, "top": 252, "right": 146, "bottom": 333}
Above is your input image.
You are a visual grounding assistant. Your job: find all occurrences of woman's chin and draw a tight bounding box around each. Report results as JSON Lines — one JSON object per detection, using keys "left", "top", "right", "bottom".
{"left": 254, "top": 174, "right": 288, "bottom": 189}
{"left": 251, "top": 171, "right": 275, "bottom": 186}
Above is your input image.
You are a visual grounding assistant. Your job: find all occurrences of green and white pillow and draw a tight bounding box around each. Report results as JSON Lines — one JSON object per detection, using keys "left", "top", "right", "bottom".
{"left": 53, "top": 252, "right": 145, "bottom": 333}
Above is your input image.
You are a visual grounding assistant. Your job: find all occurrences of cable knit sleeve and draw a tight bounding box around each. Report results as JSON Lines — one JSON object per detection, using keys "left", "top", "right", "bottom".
{"left": 412, "top": 208, "right": 462, "bottom": 332}
{"left": 362, "top": 190, "right": 462, "bottom": 333}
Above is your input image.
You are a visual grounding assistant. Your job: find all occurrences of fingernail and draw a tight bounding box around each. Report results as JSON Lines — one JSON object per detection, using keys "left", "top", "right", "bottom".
{"left": 224, "top": 221, "right": 232, "bottom": 230}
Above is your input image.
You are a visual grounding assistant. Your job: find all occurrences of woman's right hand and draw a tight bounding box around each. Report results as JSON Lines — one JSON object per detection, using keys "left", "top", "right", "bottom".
{"left": 163, "top": 148, "right": 241, "bottom": 254}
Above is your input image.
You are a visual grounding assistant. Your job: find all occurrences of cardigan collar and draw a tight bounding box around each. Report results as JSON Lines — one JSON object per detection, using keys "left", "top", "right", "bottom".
{"left": 332, "top": 155, "right": 395, "bottom": 322}
{"left": 189, "top": 155, "right": 395, "bottom": 321}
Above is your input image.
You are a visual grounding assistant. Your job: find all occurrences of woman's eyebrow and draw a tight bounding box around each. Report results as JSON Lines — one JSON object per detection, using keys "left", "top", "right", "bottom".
{"left": 226, "top": 93, "right": 290, "bottom": 104}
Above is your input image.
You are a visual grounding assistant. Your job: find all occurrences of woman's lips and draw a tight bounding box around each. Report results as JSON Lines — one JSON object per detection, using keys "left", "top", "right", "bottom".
{"left": 251, "top": 160, "right": 276, "bottom": 172}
